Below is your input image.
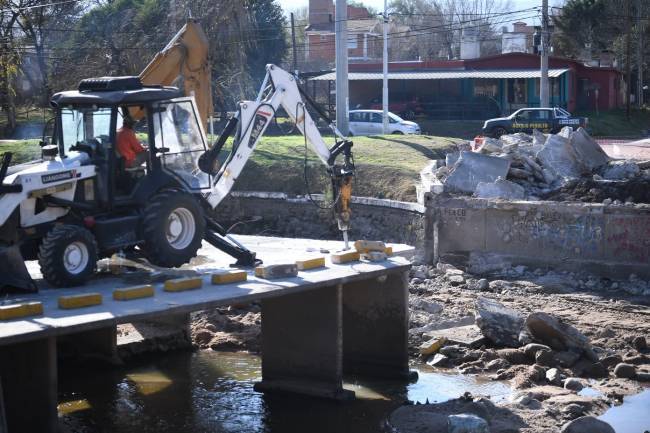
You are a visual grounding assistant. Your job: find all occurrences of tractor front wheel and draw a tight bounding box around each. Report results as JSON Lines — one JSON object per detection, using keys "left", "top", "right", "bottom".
{"left": 38, "top": 225, "right": 98, "bottom": 287}
{"left": 142, "top": 190, "right": 205, "bottom": 268}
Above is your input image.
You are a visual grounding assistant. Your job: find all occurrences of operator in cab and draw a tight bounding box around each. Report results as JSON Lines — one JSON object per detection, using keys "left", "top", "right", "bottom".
{"left": 116, "top": 113, "right": 148, "bottom": 167}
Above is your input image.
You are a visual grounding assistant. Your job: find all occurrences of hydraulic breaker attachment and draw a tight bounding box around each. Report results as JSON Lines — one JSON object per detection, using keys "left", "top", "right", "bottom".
{"left": 0, "top": 244, "right": 37, "bottom": 294}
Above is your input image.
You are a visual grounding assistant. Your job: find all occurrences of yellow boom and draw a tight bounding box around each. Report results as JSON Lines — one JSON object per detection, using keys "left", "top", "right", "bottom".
{"left": 138, "top": 19, "right": 213, "bottom": 130}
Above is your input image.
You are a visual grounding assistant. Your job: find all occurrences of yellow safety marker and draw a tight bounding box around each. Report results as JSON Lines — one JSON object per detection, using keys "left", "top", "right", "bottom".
{"left": 0, "top": 301, "right": 43, "bottom": 320}
{"left": 354, "top": 240, "right": 387, "bottom": 254}
{"left": 419, "top": 337, "right": 447, "bottom": 356}
{"left": 255, "top": 264, "right": 298, "bottom": 279}
{"left": 211, "top": 270, "right": 248, "bottom": 285}
{"left": 163, "top": 277, "right": 203, "bottom": 292}
{"left": 58, "top": 293, "right": 102, "bottom": 309}
{"left": 113, "top": 285, "right": 155, "bottom": 301}
{"left": 331, "top": 250, "right": 361, "bottom": 264}
{"left": 384, "top": 246, "right": 393, "bottom": 256}
{"left": 296, "top": 257, "right": 326, "bottom": 271}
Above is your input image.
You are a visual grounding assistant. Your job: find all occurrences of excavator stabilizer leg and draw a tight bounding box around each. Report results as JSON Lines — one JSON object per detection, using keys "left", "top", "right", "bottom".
{"left": 0, "top": 244, "right": 37, "bottom": 293}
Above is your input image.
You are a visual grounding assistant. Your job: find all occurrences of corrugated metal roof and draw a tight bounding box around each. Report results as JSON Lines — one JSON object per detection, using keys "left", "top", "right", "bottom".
{"left": 310, "top": 68, "right": 570, "bottom": 81}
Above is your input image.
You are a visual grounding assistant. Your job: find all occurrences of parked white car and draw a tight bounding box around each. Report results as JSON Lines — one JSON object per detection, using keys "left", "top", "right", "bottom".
{"left": 348, "top": 110, "right": 421, "bottom": 136}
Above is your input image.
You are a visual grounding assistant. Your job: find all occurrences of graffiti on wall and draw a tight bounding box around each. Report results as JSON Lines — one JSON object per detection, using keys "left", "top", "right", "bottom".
{"left": 494, "top": 209, "right": 604, "bottom": 257}
{"left": 606, "top": 216, "right": 650, "bottom": 263}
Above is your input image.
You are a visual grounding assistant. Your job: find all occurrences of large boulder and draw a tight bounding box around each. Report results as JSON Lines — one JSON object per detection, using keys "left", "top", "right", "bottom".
{"left": 560, "top": 416, "right": 615, "bottom": 433}
{"left": 525, "top": 312, "right": 597, "bottom": 361}
{"left": 447, "top": 413, "right": 490, "bottom": 433}
{"left": 475, "top": 297, "right": 524, "bottom": 348}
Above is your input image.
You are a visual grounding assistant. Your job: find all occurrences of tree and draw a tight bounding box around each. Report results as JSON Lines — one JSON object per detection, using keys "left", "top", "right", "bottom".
{"left": 0, "top": 5, "right": 22, "bottom": 133}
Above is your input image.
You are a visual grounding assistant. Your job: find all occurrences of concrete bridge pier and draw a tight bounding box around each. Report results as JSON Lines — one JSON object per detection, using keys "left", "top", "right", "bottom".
{"left": 342, "top": 271, "right": 412, "bottom": 379}
{"left": 255, "top": 269, "right": 411, "bottom": 400}
{"left": 0, "top": 337, "right": 57, "bottom": 433}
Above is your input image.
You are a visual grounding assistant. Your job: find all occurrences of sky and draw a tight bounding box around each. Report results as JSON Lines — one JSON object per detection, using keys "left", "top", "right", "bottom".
{"left": 277, "top": 0, "right": 561, "bottom": 27}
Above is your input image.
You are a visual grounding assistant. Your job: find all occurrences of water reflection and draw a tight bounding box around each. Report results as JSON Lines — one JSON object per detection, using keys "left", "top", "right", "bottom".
{"left": 599, "top": 389, "right": 650, "bottom": 433}
{"left": 59, "top": 351, "right": 511, "bottom": 433}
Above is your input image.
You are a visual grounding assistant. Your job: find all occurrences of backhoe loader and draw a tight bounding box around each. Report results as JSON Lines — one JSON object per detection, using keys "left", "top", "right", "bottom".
{"left": 0, "top": 56, "right": 354, "bottom": 292}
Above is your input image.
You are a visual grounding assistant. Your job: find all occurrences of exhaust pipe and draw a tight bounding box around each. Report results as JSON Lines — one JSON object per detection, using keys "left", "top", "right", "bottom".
{"left": 0, "top": 244, "right": 37, "bottom": 293}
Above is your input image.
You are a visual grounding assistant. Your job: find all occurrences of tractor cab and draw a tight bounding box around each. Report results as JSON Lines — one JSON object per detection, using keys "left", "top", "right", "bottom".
{"left": 49, "top": 76, "right": 212, "bottom": 209}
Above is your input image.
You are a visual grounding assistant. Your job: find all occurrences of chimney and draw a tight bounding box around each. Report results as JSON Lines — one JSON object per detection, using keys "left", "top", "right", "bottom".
{"left": 309, "top": 0, "right": 334, "bottom": 26}
{"left": 513, "top": 22, "right": 527, "bottom": 33}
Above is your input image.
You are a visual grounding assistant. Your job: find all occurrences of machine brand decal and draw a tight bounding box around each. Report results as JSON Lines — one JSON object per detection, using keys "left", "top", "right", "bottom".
{"left": 247, "top": 113, "right": 268, "bottom": 148}
{"left": 41, "top": 170, "right": 75, "bottom": 184}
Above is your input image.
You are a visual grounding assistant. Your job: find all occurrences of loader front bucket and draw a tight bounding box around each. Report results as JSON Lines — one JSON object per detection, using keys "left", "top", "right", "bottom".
{"left": 0, "top": 244, "right": 37, "bottom": 293}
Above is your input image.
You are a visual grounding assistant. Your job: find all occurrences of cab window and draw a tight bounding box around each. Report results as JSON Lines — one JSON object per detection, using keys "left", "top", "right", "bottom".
{"left": 370, "top": 113, "right": 382, "bottom": 123}
{"left": 536, "top": 110, "right": 551, "bottom": 120}
{"left": 515, "top": 110, "right": 531, "bottom": 121}
{"left": 60, "top": 107, "right": 112, "bottom": 155}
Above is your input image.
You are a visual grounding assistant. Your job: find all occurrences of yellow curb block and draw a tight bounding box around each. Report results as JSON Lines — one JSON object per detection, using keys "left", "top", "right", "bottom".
{"left": 419, "top": 337, "right": 447, "bottom": 356}
{"left": 58, "top": 293, "right": 102, "bottom": 309}
{"left": 113, "top": 285, "right": 155, "bottom": 301}
{"left": 211, "top": 270, "right": 248, "bottom": 285}
{"left": 384, "top": 246, "right": 393, "bottom": 256}
{"left": 0, "top": 301, "right": 43, "bottom": 320}
{"left": 296, "top": 257, "right": 326, "bottom": 270}
{"left": 164, "top": 277, "right": 203, "bottom": 292}
{"left": 255, "top": 264, "right": 298, "bottom": 279}
{"left": 331, "top": 250, "right": 360, "bottom": 264}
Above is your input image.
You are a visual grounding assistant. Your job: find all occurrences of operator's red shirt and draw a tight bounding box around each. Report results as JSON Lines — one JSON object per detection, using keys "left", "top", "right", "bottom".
{"left": 116, "top": 127, "right": 145, "bottom": 167}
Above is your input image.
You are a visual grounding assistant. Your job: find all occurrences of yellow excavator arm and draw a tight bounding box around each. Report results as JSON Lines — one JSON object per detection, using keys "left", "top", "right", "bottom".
{"left": 138, "top": 19, "right": 213, "bottom": 130}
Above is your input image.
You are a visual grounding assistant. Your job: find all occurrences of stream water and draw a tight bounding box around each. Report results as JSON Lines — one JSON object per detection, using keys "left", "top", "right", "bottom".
{"left": 58, "top": 350, "right": 511, "bottom": 433}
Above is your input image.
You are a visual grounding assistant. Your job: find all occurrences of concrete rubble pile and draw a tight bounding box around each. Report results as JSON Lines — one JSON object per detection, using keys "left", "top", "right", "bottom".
{"left": 419, "top": 127, "right": 650, "bottom": 202}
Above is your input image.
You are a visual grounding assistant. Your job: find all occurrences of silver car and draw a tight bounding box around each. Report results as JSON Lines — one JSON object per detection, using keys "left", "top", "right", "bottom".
{"left": 348, "top": 110, "right": 421, "bottom": 136}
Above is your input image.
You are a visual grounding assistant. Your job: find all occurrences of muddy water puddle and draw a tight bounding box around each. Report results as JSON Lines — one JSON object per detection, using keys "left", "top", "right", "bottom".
{"left": 599, "top": 389, "right": 650, "bottom": 433}
{"left": 58, "top": 351, "right": 511, "bottom": 433}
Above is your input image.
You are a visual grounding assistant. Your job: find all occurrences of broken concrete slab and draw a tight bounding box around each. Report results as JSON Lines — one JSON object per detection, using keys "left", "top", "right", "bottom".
{"left": 475, "top": 297, "right": 525, "bottom": 348}
{"left": 475, "top": 178, "right": 525, "bottom": 200}
{"left": 570, "top": 127, "right": 609, "bottom": 171}
{"left": 423, "top": 324, "right": 486, "bottom": 348}
{"left": 444, "top": 152, "right": 511, "bottom": 194}
{"left": 525, "top": 312, "right": 597, "bottom": 361}
{"left": 601, "top": 160, "right": 640, "bottom": 180}
{"left": 536, "top": 133, "right": 583, "bottom": 178}
{"left": 447, "top": 413, "right": 489, "bottom": 433}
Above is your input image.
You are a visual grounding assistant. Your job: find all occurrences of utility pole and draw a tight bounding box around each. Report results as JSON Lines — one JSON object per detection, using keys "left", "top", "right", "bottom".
{"left": 626, "top": 0, "right": 632, "bottom": 119}
{"left": 637, "top": 0, "right": 644, "bottom": 107}
{"left": 382, "top": 0, "right": 389, "bottom": 134}
{"left": 540, "top": 0, "right": 549, "bottom": 108}
{"left": 291, "top": 12, "right": 298, "bottom": 74}
{"left": 335, "top": 0, "right": 349, "bottom": 135}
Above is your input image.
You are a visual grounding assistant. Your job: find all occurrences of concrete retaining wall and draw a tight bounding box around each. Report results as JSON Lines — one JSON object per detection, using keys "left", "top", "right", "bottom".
{"left": 428, "top": 194, "right": 650, "bottom": 277}
{"left": 218, "top": 191, "right": 650, "bottom": 278}
{"left": 218, "top": 192, "right": 427, "bottom": 250}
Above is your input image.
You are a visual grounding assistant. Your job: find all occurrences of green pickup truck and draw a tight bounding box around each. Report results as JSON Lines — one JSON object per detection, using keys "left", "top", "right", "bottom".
{"left": 482, "top": 107, "right": 588, "bottom": 138}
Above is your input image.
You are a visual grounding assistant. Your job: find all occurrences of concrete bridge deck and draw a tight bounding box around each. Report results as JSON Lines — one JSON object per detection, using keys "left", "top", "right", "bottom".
{"left": 0, "top": 235, "right": 413, "bottom": 433}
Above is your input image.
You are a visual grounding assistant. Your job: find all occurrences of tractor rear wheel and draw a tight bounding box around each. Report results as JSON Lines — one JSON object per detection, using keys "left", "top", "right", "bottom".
{"left": 142, "top": 190, "right": 205, "bottom": 268}
{"left": 38, "top": 224, "right": 98, "bottom": 287}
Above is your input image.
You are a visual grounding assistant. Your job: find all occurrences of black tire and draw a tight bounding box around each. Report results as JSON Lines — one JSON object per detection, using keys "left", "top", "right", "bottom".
{"left": 38, "top": 224, "right": 98, "bottom": 287}
{"left": 491, "top": 127, "right": 508, "bottom": 138}
{"left": 142, "top": 190, "right": 205, "bottom": 268}
{"left": 392, "top": 130, "right": 405, "bottom": 135}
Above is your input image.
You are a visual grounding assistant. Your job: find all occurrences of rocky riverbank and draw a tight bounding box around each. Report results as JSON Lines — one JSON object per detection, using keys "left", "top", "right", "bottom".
{"left": 188, "top": 260, "right": 650, "bottom": 432}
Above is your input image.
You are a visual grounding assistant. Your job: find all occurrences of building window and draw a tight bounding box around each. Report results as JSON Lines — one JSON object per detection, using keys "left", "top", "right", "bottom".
{"left": 347, "top": 35, "right": 358, "bottom": 50}
{"left": 508, "top": 79, "right": 527, "bottom": 104}
{"left": 474, "top": 79, "right": 499, "bottom": 98}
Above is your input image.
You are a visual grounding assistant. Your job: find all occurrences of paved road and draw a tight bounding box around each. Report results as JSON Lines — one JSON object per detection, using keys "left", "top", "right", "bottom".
{"left": 597, "top": 138, "right": 650, "bottom": 160}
